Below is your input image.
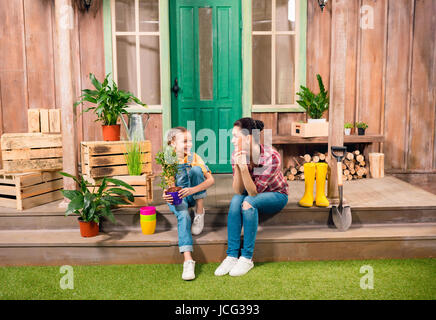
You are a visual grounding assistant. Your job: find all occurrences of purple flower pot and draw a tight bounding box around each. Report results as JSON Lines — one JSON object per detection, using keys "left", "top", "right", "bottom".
{"left": 168, "top": 191, "right": 182, "bottom": 205}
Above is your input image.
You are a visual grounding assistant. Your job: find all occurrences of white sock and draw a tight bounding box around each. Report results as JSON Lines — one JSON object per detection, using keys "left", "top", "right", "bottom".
{"left": 195, "top": 208, "right": 205, "bottom": 215}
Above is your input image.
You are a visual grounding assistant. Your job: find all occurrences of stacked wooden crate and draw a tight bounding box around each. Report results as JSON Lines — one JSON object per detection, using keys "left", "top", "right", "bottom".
{"left": 81, "top": 140, "right": 153, "bottom": 207}
{"left": 1, "top": 133, "right": 63, "bottom": 173}
{"left": 0, "top": 109, "right": 63, "bottom": 210}
{"left": 0, "top": 171, "right": 63, "bottom": 210}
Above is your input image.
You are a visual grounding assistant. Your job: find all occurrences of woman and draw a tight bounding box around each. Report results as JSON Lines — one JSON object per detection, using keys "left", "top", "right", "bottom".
{"left": 215, "top": 118, "right": 289, "bottom": 277}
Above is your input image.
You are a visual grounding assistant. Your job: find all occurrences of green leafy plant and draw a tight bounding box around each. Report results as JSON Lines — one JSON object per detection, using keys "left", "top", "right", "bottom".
{"left": 355, "top": 122, "right": 368, "bottom": 129}
{"left": 155, "top": 146, "right": 179, "bottom": 191}
{"left": 60, "top": 172, "right": 135, "bottom": 223}
{"left": 344, "top": 122, "right": 354, "bottom": 129}
{"left": 296, "top": 74, "right": 329, "bottom": 119}
{"left": 125, "top": 140, "right": 143, "bottom": 176}
{"left": 74, "top": 73, "right": 146, "bottom": 126}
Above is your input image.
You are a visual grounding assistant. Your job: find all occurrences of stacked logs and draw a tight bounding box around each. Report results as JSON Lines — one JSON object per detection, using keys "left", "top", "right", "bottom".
{"left": 284, "top": 150, "right": 368, "bottom": 181}
{"left": 284, "top": 152, "right": 328, "bottom": 181}
{"left": 341, "top": 150, "right": 368, "bottom": 181}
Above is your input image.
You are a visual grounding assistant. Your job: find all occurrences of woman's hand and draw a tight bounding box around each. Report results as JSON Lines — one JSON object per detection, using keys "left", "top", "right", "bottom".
{"left": 178, "top": 187, "right": 196, "bottom": 199}
{"left": 233, "top": 151, "right": 249, "bottom": 168}
{"left": 162, "top": 190, "right": 173, "bottom": 204}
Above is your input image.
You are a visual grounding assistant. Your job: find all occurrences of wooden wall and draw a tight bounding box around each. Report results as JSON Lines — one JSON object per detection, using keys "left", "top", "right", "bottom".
{"left": 0, "top": 0, "right": 434, "bottom": 175}
{"left": 0, "top": 0, "right": 163, "bottom": 174}
{"left": 254, "top": 0, "right": 436, "bottom": 174}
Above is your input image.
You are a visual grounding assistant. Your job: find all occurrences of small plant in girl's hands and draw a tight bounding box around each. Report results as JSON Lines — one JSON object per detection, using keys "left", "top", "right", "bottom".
{"left": 155, "top": 146, "right": 180, "bottom": 192}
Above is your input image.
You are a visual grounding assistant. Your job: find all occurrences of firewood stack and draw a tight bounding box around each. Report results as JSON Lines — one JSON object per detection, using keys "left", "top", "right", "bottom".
{"left": 284, "top": 152, "right": 328, "bottom": 181}
{"left": 284, "top": 150, "right": 368, "bottom": 181}
{"left": 342, "top": 150, "right": 369, "bottom": 181}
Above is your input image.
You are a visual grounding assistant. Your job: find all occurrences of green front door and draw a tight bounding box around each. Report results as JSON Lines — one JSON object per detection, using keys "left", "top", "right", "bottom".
{"left": 170, "top": 0, "right": 242, "bottom": 173}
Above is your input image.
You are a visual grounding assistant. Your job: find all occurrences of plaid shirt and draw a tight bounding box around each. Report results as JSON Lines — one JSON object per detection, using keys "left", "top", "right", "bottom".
{"left": 231, "top": 144, "right": 289, "bottom": 195}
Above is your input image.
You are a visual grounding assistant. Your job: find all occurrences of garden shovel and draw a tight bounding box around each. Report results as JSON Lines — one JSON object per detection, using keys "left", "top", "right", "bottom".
{"left": 330, "top": 146, "right": 352, "bottom": 231}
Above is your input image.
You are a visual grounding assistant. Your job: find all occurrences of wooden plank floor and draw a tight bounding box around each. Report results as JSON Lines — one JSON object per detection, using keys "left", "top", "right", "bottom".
{"left": 0, "top": 175, "right": 435, "bottom": 215}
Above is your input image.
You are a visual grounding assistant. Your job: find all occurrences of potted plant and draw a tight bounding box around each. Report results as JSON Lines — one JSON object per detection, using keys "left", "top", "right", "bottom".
{"left": 155, "top": 146, "right": 182, "bottom": 205}
{"left": 356, "top": 122, "right": 368, "bottom": 135}
{"left": 344, "top": 122, "right": 353, "bottom": 135}
{"left": 60, "top": 172, "right": 135, "bottom": 237}
{"left": 296, "top": 74, "right": 329, "bottom": 123}
{"left": 74, "top": 73, "right": 146, "bottom": 141}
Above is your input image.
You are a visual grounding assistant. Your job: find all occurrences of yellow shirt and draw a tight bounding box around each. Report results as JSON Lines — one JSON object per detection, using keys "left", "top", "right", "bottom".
{"left": 179, "top": 152, "right": 210, "bottom": 175}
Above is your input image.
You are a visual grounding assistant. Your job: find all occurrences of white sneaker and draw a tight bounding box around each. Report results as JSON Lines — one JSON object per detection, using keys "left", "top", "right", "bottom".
{"left": 182, "top": 260, "right": 196, "bottom": 281}
{"left": 229, "top": 257, "right": 254, "bottom": 277}
{"left": 214, "top": 256, "right": 238, "bottom": 276}
{"left": 191, "top": 210, "right": 205, "bottom": 235}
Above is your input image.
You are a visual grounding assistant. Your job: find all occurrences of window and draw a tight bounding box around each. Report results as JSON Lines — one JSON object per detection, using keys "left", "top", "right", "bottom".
{"left": 252, "top": 0, "right": 302, "bottom": 111}
{"left": 112, "top": 0, "right": 161, "bottom": 108}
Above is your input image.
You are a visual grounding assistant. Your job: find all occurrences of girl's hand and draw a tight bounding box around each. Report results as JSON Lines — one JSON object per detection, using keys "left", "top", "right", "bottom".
{"left": 234, "top": 151, "right": 249, "bottom": 167}
{"left": 162, "top": 190, "right": 173, "bottom": 204}
{"left": 178, "top": 187, "right": 196, "bottom": 199}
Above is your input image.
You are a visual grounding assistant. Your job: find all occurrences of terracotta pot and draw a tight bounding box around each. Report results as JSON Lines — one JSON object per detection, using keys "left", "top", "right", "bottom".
{"left": 78, "top": 220, "right": 99, "bottom": 237}
{"left": 102, "top": 124, "right": 121, "bottom": 141}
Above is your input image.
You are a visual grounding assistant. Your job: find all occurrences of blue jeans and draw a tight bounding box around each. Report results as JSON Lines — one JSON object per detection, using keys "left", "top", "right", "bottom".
{"left": 167, "top": 166, "right": 207, "bottom": 253}
{"left": 227, "top": 192, "right": 288, "bottom": 259}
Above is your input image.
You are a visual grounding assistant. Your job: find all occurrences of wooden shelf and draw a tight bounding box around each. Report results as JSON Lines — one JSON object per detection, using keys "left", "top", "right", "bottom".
{"left": 272, "top": 134, "right": 384, "bottom": 145}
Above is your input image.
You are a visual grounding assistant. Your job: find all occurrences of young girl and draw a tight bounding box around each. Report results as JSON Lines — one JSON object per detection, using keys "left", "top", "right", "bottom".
{"left": 162, "top": 127, "right": 215, "bottom": 281}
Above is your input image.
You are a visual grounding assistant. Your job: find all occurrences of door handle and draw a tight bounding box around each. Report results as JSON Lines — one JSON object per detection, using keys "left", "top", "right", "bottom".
{"left": 171, "top": 78, "right": 180, "bottom": 98}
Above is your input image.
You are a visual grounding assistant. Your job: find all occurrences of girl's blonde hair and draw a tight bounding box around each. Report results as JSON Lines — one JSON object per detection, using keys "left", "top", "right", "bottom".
{"left": 166, "top": 127, "right": 188, "bottom": 146}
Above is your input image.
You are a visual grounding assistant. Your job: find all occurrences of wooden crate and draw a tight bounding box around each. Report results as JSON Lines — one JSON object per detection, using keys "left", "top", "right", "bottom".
{"left": 1, "top": 133, "right": 63, "bottom": 173}
{"left": 81, "top": 140, "right": 152, "bottom": 179}
{"left": 0, "top": 170, "right": 63, "bottom": 210}
{"left": 87, "top": 174, "right": 154, "bottom": 207}
{"left": 291, "top": 122, "right": 329, "bottom": 138}
{"left": 28, "top": 108, "right": 61, "bottom": 133}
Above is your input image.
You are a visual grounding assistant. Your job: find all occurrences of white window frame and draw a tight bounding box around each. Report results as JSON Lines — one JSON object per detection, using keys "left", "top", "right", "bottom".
{"left": 111, "top": 0, "right": 162, "bottom": 112}
{"left": 252, "top": 0, "right": 303, "bottom": 112}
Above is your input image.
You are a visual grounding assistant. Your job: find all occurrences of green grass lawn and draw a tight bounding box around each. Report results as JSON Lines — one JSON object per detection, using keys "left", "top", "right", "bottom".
{"left": 0, "top": 259, "right": 435, "bottom": 300}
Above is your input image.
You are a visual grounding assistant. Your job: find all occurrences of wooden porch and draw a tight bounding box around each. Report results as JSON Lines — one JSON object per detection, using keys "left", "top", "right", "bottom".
{"left": 1, "top": 174, "right": 435, "bottom": 266}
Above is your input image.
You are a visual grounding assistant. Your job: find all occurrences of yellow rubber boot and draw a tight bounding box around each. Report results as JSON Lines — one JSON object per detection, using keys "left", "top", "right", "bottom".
{"left": 299, "top": 163, "right": 316, "bottom": 207}
{"left": 315, "top": 162, "right": 330, "bottom": 207}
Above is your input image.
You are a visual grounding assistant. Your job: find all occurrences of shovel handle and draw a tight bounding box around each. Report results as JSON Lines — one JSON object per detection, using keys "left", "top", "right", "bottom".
{"left": 337, "top": 161, "right": 343, "bottom": 186}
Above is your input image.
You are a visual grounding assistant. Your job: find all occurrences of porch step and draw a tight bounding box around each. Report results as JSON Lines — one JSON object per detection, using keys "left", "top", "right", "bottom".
{"left": 0, "top": 223, "right": 435, "bottom": 266}
{"left": 1, "top": 201, "right": 435, "bottom": 231}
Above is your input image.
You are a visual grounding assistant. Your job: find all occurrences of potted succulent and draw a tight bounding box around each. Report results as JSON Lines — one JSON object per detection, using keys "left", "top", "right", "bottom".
{"left": 356, "top": 122, "right": 368, "bottom": 135}
{"left": 296, "top": 74, "right": 329, "bottom": 123}
{"left": 155, "top": 146, "right": 182, "bottom": 205}
{"left": 344, "top": 122, "right": 353, "bottom": 135}
{"left": 74, "top": 73, "right": 146, "bottom": 141}
{"left": 60, "top": 172, "right": 135, "bottom": 237}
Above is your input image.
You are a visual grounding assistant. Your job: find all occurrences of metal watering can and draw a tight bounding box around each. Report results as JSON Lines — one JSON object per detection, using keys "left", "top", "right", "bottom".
{"left": 120, "top": 106, "right": 150, "bottom": 141}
